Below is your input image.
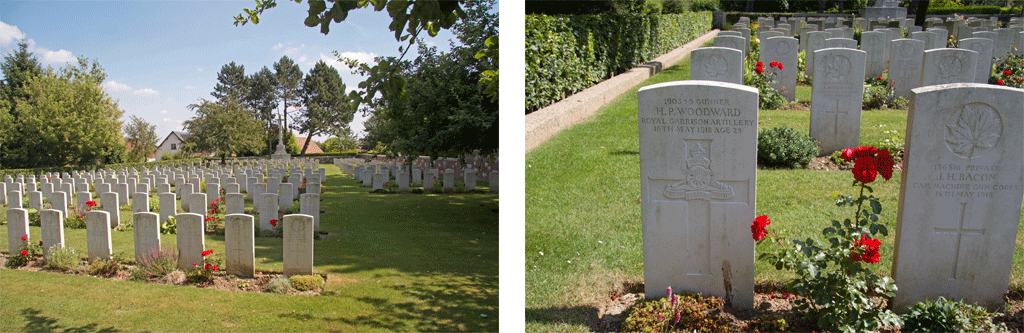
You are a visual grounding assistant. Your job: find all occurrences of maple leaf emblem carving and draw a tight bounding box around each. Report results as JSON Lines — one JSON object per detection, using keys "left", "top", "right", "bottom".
{"left": 825, "top": 55, "right": 851, "bottom": 81}
{"left": 704, "top": 55, "right": 728, "bottom": 78}
{"left": 945, "top": 103, "right": 1002, "bottom": 158}
{"left": 938, "top": 56, "right": 963, "bottom": 79}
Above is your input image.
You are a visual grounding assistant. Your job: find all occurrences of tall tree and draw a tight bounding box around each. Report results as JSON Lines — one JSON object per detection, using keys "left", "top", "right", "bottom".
{"left": 8, "top": 58, "right": 126, "bottom": 167}
{"left": 124, "top": 115, "right": 158, "bottom": 162}
{"left": 296, "top": 60, "right": 352, "bottom": 155}
{"left": 0, "top": 41, "right": 44, "bottom": 167}
{"left": 233, "top": 1, "right": 499, "bottom": 107}
{"left": 272, "top": 56, "right": 303, "bottom": 136}
{"left": 211, "top": 62, "right": 248, "bottom": 103}
{"left": 181, "top": 99, "right": 266, "bottom": 163}
{"left": 246, "top": 66, "right": 278, "bottom": 154}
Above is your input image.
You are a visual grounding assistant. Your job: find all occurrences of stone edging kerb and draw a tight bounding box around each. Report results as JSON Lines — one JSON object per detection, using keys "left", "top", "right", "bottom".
{"left": 525, "top": 29, "right": 720, "bottom": 153}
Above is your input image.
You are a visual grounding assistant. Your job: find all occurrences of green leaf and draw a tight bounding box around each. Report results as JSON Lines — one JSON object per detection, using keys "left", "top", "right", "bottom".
{"left": 870, "top": 200, "right": 882, "bottom": 214}
{"left": 251, "top": 14, "right": 260, "bottom": 24}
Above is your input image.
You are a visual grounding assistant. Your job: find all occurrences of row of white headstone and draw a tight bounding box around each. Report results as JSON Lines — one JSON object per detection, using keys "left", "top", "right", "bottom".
{"left": 638, "top": 79, "right": 1023, "bottom": 312}
{"left": 334, "top": 158, "right": 499, "bottom": 193}
{"left": 6, "top": 209, "right": 315, "bottom": 278}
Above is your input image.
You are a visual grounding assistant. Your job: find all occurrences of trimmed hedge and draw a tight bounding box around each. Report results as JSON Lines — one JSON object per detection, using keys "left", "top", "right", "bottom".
{"left": 0, "top": 158, "right": 204, "bottom": 177}
{"left": 928, "top": 6, "right": 1020, "bottom": 15}
{"left": 526, "top": 12, "right": 711, "bottom": 113}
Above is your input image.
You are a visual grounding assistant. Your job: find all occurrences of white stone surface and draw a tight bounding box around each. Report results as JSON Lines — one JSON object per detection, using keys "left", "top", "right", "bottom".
{"left": 489, "top": 171, "right": 499, "bottom": 193}
{"left": 40, "top": 209, "right": 64, "bottom": 258}
{"left": 920, "top": 48, "right": 979, "bottom": 87}
{"left": 189, "top": 192, "right": 207, "bottom": 217}
{"left": 7, "top": 208, "right": 29, "bottom": 255}
{"left": 300, "top": 193, "right": 320, "bottom": 233}
{"left": 759, "top": 37, "right": 798, "bottom": 101}
{"left": 259, "top": 193, "right": 279, "bottom": 232}
{"left": 175, "top": 213, "right": 205, "bottom": 270}
{"left": 226, "top": 193, "right": 244, "bottom": 215}
{"left": 806, "top": 31, "right": 829, "bottom": 79}
{"left": 713, "top": 35, "right": 746, "bottom": 58}
{"left": 133, "top": 212, "right": 160, "bottom": 263}
{"left": 86, "top": 211, "right": 112, "bottom": 261}
{"left": 889, "top": 39, "right": 926, "bottom": 99}
{"left": 861, "top": 31, "right": 887, "bottom": 78}
{"left": 283, "top": 214, "right": 314, "bottom": 276}
{"left": 158, "top": 192, "right": 176, "bottom": 223}
{"left": 225, "top": 214, "right": 255, "bottom": 277}
{"left": 132, "top": 192, "right": 149, "bottom": 214}
{"left": 100, "top": 192, "right": 119, "bottom": 229}
{"left": 637, "top": 80, "right": 757, "bottom": 308}
{"left": 279, "top": 183, "right": 294, "bottom": 213}
{"left": 690, "top": 47, "right": 744, "bottom": 85}
{"left": 892, "top": 83, "right": 1024, "bottom": 311}
{"left": 810, "top": 48, "right": 867, "bottom": 155}
{"left": 958, "top": 38, "right": 994, "bottom": 84}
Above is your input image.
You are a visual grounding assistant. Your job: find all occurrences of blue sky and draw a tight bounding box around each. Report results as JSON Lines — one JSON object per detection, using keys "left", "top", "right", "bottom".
{"left": 0, "top": 0, "right": 461, "bottom": 142}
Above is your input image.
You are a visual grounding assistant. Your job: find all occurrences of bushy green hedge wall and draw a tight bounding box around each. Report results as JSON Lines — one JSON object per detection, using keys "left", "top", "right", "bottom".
{"left": 526, "top": 12, "right": 711, "bottom": 113}
{"left": 927, "top": 6, "right": 1020, "bottom": 15}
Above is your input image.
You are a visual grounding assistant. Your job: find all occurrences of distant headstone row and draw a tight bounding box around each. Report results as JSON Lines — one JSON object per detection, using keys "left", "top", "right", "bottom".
{"left": 334, "top": 158, "right": 499, "bottom": 193}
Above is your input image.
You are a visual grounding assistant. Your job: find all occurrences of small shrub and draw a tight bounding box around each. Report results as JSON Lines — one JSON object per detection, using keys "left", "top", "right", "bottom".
{"left": 28, "top": 211, "right": 40, "bottom": 226}
{"left": 64, "top": 213, "right": 87, "bottom": 229}
{"left": 163, "top": 270, "right": 187, "bottom": 285}
{"left": 119, "top": 203, "right": 131, "bottom": 212}
{"left": 862, "top": 79, "right": 909, "bottom": 110}
{"left": 830, "top": 150, "right": 852, "bottom": 166}
{"left": 186, "top": 268, "right": 214, "bottom": 284}
{"left": 994, "top": 57, "right": 1023, "bottom": 88}
{"left": 267, "top": 276, "right": 292, "bottom": 294}
{"left": 128, "top": 267, "right": 151, "bottom": 281}
{"left": 289, "top": 275, "right": 324, "bottom": 291}
{"left": 902, "top": 296, "right": 1006, "bottom": 332}
{"left": 621, "top": 290, "right": 733, "bottom": 332}
{"left": 160, "top": 216, "right": 176, "bottom": 235}
{"left": 870, "top": 128, "right": 905, "bottom": 156}
{"left": 136, "top": 247, "right": 178, "bottom": 278}
{"left": 237, "top": 280, "right": 251, "bottom": 289}
{"left": 745, "top": 61, "right": 787, "bottom": 110}
{"left": 5, "top": 242, "right": 40, "bottom": 268}
{"left": 748, "top": 314, "right": 787, "bottom": 332}
{"left": 43, "top": 245, "right": 80, "bottom": 271}
{"left": 757, "top": 126, "right": 818, "bottom": 168}
{"left": 149, "top": 197, "right": 160, "bottom": 212}
{"left": 87, "top": 258, "right": 121, "bottom": 276}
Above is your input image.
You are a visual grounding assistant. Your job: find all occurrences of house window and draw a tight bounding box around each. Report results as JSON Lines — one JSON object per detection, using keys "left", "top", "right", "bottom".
{"left": 171, "top": 144, "right": 177, "bottom": 150}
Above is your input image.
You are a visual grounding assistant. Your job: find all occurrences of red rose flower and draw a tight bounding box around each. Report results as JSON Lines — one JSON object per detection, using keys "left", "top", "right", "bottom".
{"left": 21, "top": 235, "right": 27, "bottom": 242}
{"left": 840, "top": 147, "right": 855, "bottom": 161}
{"left": 205, "top": 263, "right": 211, "bottom": 270}
{"left": 755, "top": 66, "right": 764, "bottom": 75}
{"left": 997, "top": 79, "right": 1004, "bottom": 85}
{"left": 201, "top": 249, "right": 214, "bottom": 256}
{"left": 38, "top": 240, "right": 43, "bottom": 246}
{"left": 211, "top": 201, "right": 217, "bottom": 207}
{"left": 270, "top": 219, "right": 278, "bottom": 227}
{"left": 853, "top": 156, "right": 878, "bottom": 183}
{"left": 86, "top": 201, "right": 96, "bottom": 207}
{"left": 750, "top": 215, "right": 771, "bottom": 241}
{"left": 852, "top": 234, "right": 882, "bottom": 264}
{"left": 877, "top": 149, "right": 894, "bottom": 181}
{"left": 1004, "top": 70, "right": 1012, "bottom": 76}
{"left": 777, "top": 64, "right": 783, "bottom": 70}
{"left": 877, "top": 76, "right": 882, "bottom": 80}
{"left": 212, "top": 265, "right": 219, "bottom": 271}
{"left": 21, "top": 250, "right": 28, "bottom": 256}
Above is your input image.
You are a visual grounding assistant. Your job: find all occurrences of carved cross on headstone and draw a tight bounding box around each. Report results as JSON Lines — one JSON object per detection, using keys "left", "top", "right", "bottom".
{"left": 933, "top": 200, "right": 985, "bottom": 280}
{"left": 653, "top": 141, "right": 750, "bottom": 276}
{"left": 825, "top": 99, "right": 848, "bottom": 135}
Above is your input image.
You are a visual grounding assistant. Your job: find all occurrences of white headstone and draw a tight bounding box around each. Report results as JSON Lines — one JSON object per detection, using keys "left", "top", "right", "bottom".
{"left": 958, "top": 38, "right": 995, "bottom": 84}
{"left": 300, "top": 193, "right": 320, "bottom": 233}
{"left": 806, "top": 31, "right": 830, "bottom": 79}
{"left": 279, "top": 183, "right": 294, "bottom": 213}
{"left": 225, "top": 214, "right": 256, "bottom": 277}
{"left": 259, "top": 193, "right": 279, "bottom": 232}
{"left": 189, "top": 192, "right": 207, "bottom": 217}
{"left": 40, "top": 209, "right": 64, "bottom": 258}
{"left": 86, "top": 211, "right": 112, "bottom": 261}
{"left": 28, "top": 191, "right": 42, "bottom": 211}
{"left": 920, "top": 48, "right": 979, "bottom": 87}
{"left": 759, "top": 36, "right": 798, "bottom": 101}
{"left": 810, "top": 48, "right": 867, "bottom": 155}
{"left": 206, "top": 183, "right": 220, "bottom": 210}
{"left": 861, "top": 31, "right": 888, "bottom": 78}
{"left": 889, "top": 39, "right": 926, "bottom": 98}
{"left": 489, "top": 171, "right": 499, "bottom": 193}
{"left": 226, "top": 193, "right": 244, "bottom": 215}
{"left": 100, "top": 192, "right": 119, "bottom": 229}
{"left": 892, "top": 83, "right": 1024, "bottom": 311}
{"left": 713, "top": 35, "right": 747, "bottom": 58}
{"left": 637, "top": 80, "right": 757, "bottom": 308}
{"left": 443, "top": 169, "right": 455, "bottom": 192}
{"left": 8, "top": 190, "right": 22, "bottom": 209}
{"left": 825, "top": 37, "right": 857, "bottom": 49}
{"left": 912, "top": 31, "right": 940, "bottom": 50}
{"left": 176, "top": 213, "right": 205, "bottom": 270}
{"left": 133, "top": 212, "right": 160, "bottom": 263}
{"left": 7, "top": 208, "right": 29, "bottom": 255}
{"left": 132, "top": 192, "right": 149, "bottom": 214}
{"left": 282, "top": 214, "right": 314, "bottom": 276}
{"left": 690, "top": 47, "right": 744, "bottom": 85}
{"left": 158, "top": 192, "right": 176, "bottom": 223}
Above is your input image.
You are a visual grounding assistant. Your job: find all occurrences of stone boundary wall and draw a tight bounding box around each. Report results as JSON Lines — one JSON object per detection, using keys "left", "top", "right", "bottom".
{"left": 524, "top": 29, "right": 720, "bottom": 154}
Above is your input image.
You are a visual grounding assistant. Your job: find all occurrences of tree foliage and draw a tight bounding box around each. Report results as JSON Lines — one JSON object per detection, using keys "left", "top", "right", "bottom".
{"left": 124, "top": 115, "right": 158, "bottom": 162}
{"left": 212, "top": 61, "right": 249, "bottom": 103}
{"left": 364, "top": 0, "right": 498, "bottom": 159}
{"left": 1, "top": 51, "right": 126, "bottom": 168}
{"left": 296, "top": 60, "right": 353, "bottom": 154}
{"left": 246, "top": 66, "right": 278, "bottom": 154}
{"left": 273, "top": 56, "right": 304, "bottom": 132}
{"left": 181, "top": 99, "right": 266, "bottom": 161}
{"left": 233, "top": 0, "right": 498, "bottom": 108}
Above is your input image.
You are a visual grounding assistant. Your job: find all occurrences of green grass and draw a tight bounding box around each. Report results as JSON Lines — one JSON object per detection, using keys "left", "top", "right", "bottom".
{"left": 1, "top": 165, "right": 499, "bottom": 332}
{"left": 525, "top": 49, "right": 1024, "bottom": 332}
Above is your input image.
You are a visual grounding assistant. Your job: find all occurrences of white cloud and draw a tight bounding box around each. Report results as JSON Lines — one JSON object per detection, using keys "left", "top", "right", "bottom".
{"left": 133, "top": 88, "right": 159, "bottom": 96}
{"left": 160, "top": 110, "right": 168, "bottom": 114}
{"left": 197, "top": 68, "right": 203, "bottom": 72}
{"left": 102, "top": 80, "right": 132, "bottom": 92}
{"left": 272, "top": 43, "right": 283, "bottom": 51}
{"left": 39, "top": 48, "right": 75, "bottom": 65}
{"left": 0, "top": 20, "right": 26, "bottom": 46}
{"left": 162, "top": 118, "right": 181, "bottom": 124}
{"left": 298, "top": 54, "right": 307, "bottom": 63}
{"left": 337, "top": 51, "right": 377, "bottom": 65}
{"left": 185, "top": 85, "right": 197, "bottom": 89}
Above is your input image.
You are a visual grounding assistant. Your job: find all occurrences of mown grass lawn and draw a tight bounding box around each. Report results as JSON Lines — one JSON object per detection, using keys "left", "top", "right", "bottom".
{"left": 1, "top": 164, "right": 499, "bottom": 332}
{"left": 525, "top": 48, "right": 1024, "bottom": 332}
